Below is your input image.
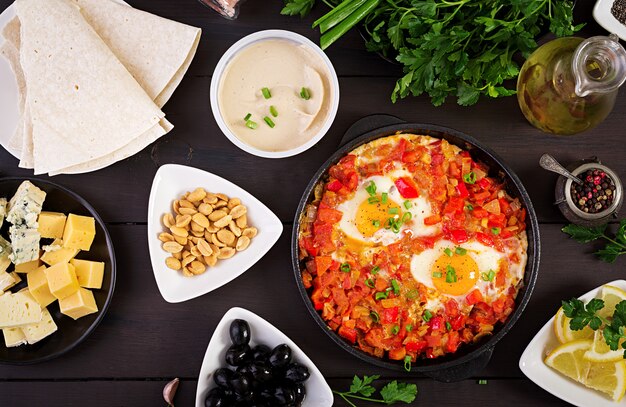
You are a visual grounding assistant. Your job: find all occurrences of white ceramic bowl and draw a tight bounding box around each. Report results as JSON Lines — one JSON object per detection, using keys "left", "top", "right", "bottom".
{"left": 519, "top": 279, "right": 626, "bottom": 407}
{"left": 147, "top": 164, "right": 283, "bottom": 303}
{"left": 594, "top": 0, "right": 626, "bottom": 41}
{"left": 195, "top": 307, "right": 334, "bottom": 406}
{"left": 209, "top": 29, "right": 340, "bottom": 159}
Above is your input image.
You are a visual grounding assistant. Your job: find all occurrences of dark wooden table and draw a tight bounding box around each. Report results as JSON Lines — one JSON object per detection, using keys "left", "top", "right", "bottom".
{"left": 0, "top": 0, "right": 622, "bottom": 405}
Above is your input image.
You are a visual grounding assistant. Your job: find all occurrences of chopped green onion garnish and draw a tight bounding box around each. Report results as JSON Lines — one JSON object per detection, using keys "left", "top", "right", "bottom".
{"left": 385, "top": 286, "right": 393, "bottom": 293}
{"left": 371, "top": 266, "right": 380, "bottom": 274}
{"left": 404, "top": 355, "right": 412, "bottom": 372}
{"left": 300, "top": 87, "right": 311, "bottom": 100}
{"left": 406, "top": 289, "right": 420, "bottom": 300}
{"left": 375, "top": 292, "right": 387, "bottom": 301}
{"left": 245, "top": 120, "right": 258, "bottom": 129}
{"left": 444, "top": 248, "right": 454, "bottom": 257}
{"left": 403, "top": 200, "right": 412, "bottom": 209}
{"left": 446, "top": 265, "right": 457, "bottom": 283}
{"left": 390, "top": 220, "right": 401, "bottom": 233}
{"left": 368, "top": 196, "right": 380, "bottom": 204}
{"left": 340, "top": 262, "right": 351, "bottom": 273}
{"left": 402, "top": 212, "right": 412, "bottom": 222}
{"left": 481, "top": 269, "right": 496, "bottom": 282}
{"left": 455, "top": 246, "right": 467, "bottom": 255}
{"left": 372, "top": 219, "right": 380, "bottom": 227}
{"left": 406, "top": 324, "right": 413, "bottom": 332}
{"left": 370, "top": 310, "right": 380, "bottom": 323}
{"left": 269, "top": 105, "right": 278, "bottom": 117}
{"left": 463, "top": 171, "right": 476, "bottom": 184}
{"left": 381, "top": 192, "right": 388, "bottom": 203}
{"left": 432, "top": 271, "right": 442, "bottom": 278}
{"left": 446, "top": 321, "right": 452, "bottom": 331}
{"left": 261, "top": 87, "right": 271, "bottom": 99}
{"left": 478, "top": 379, "right": 488, "bottom": 385}
{"left": 388, "top": 207, "right": 399, "bottom": 214}
{"left": 263, "top": 116, "right": 275, "bottom": 128}
{"left": 391, "top": 279, "right": 400, "bottom": 295}
{"left": 365, "top": 278, "right": 375, "bottom": 288}
{"left": 491, "top": 227, "right": 501, "bottom": 235}
{"left": 244, "top": 113, "right": 252, "bottom": 121}
{"left": 423, "top": 310, "right": 433, "bottom": 322}
{"left": 391, "top": 325, "right": 400, "bottom": 335}
{"left": 466, "top": 203, "right": 474, "bottom": 211}
{"left": 365, "top": 181, "right": 377, "bottom": 196}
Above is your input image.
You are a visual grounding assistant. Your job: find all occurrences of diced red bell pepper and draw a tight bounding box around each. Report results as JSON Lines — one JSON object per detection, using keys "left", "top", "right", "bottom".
{"left": 317, "top": 208, "right": 343, "bottom": 223}
{"left": 405, "top": 340, "right": 428, "bottom": 353}
{"left": 444, "top": 197, "right": 465, "bottom": 215}
{"left": 429, "top": 316, "right": 444, "bottom": 331}
{"left": 388, "top": 347, "right": 407, "bottom": 360}
{"left": 425, "top": 334, "right": 442, "bottom": 347}
{"left": 395, "top": 177, "right": 420, "bottom": 199}
{"left": 424, "top": 214, "right": 442, "bottom": 226}
{"left": 449, "top": 229, "right": 469, "bottom": 244}
{"left": 456, "top": 182, "right": 469, "bottom": 198}
{"left": 382, "top": 307, "right": 399, "bottom": 324}
{"left": 473, "top": 191, "right": 491, "bottom": 201}
{"left": 311, "top": 288, "right": 325, "bottom": 311}
{"left": 445, "top": 331, "right": 461, "bottom": 353}
{"left": 477, "top": 178, "right": 492, "bottom": 189}
{"left": 402, "top": 150, "right": 420, "bottom": 163}
{"left": 465, "top": 289, "right": 484, "bottom": 305}
{"left": 338, "top": 326, "right": 357, "bottom": 344}
{"left": 301, "top": 236, "right": 318, "bottom": 256}
{"left": 327, "top": 180, "right": 343, "bottom": 192}
{"left": 444, "top": 299, "right": 460, "bottom": 318}
{"left": 472, "top": 208, "right": 489, "bottom": 218}
{"left": 314, "top": 256, "right": 333, "bottom": 274}
{"left": 450, "top": 314, "right": 466, "bottom": 330}
{"left": 475, "top": 232, "right": 495, "bottom": 247}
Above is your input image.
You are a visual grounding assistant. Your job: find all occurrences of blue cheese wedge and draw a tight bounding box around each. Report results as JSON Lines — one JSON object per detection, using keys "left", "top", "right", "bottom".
{"left": 2, "top": 327, "right": 27, "bottom": 347}
{"left": 7, "top": 181, "right": 46, "bottom": 228}
{"left": 0, "top": 236, "right": 11, "bottom": 273}
{"left": 8, "top": 226, "right": 41, "bottom": 265}
{"left": 0, "top": 198, "right": 6, "bottom": 229}
{"left": 0, "top": 290, "right": 43, "bottom": 328}
{"left": 22, "top": 308, "right": 57, "bottom": 345}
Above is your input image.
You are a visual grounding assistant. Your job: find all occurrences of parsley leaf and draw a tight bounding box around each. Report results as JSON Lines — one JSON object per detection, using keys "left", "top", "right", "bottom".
{"left": 562, "top": 298, "right": 605, "bottom": 331}
{"left": 562, "top": 222, "right": 626, "bottom": 263}
{"left": 334, "top": 375, "right": 417, "bottom": 405}
{"left": 562, "top": 224, "right": 607, "bottom": 243}
{"left": 281, "top": 0, "right": 316, "bottom": 18}
{"left": 349, "top": 375, "right": 378, "bottom": 397}
{"left": 380, "top": 380, "right": 418, "bottom": 404}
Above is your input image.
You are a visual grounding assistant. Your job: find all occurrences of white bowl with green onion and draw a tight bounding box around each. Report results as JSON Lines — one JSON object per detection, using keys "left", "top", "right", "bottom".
{"left": 210, "top": 30, "right": 340, "bottom": 158}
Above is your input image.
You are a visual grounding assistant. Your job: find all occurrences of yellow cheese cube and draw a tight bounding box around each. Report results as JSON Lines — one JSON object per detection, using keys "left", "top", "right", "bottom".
{"left": 59, "top": 287, "right": 98, "bottom": 320}
{"left": 62, "top": 214, "right": 96, "bottom": 251}
{"left": 41, "top": 239, "right": 79, "bottom": 266}
{"left": 45, "top": 263, "right": 79, "bottom": 300}
{"left": 15, "top": 256, "right": 42, "bottom": 273}
{"left": 70, "top": 259, "right": 104, "bottom": 289}
{"left": 27, "top": 266, "right": 55, "bottom": 307}
{"left": 38, "top": 212, "right": 67, "bottom": 239}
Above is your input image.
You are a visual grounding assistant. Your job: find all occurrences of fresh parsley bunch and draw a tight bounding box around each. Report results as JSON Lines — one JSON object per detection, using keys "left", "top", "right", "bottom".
{"left": 333, "top": 375, "right": 417, "bottom": 406}
{"left": 562, "top": 220, "right": 626, "bottom": 263}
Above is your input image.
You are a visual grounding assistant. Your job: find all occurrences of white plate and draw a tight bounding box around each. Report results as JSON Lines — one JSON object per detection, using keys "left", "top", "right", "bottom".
{"left": 195, "top": 307, "right": 334, "bottom": 407}
{"left": 0, "top": 4, "right": 20, "bottom": 159}
{"left": 519, "top": 279, "right": 626, "bottom": 407}
{"left": 593, "top": 0, "right": 626, "bottom": 41}
{"left": 147, "top": 164, "right": 283, "bottom": 303}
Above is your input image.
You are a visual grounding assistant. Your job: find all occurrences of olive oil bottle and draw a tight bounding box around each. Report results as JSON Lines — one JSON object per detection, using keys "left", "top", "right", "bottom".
{"left": 517, "top": 35, "right": 626, "bottom": 135}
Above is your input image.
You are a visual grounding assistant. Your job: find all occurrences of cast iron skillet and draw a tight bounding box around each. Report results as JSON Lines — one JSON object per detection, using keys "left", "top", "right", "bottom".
{"left": 291, "top": 115, "right": 540, "bottom": 382}
{"left": 0, "top": 177, "right": 116, "bottom": 365}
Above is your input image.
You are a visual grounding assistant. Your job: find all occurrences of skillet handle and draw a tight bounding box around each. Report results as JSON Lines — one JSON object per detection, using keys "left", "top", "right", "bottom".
{"left": 422, "top": 347, "right": 494, "bottom": 383}
{"left": 339, "top": 114, "right": 406, "bottom": 147}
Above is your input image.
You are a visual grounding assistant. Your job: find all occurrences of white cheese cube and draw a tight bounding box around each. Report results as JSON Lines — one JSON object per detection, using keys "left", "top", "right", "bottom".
{"left": 22, "top": 308, "right": 57, "bottom": 345}
{"left": 8, "top": 226, "right": 40, "bottom": 265}
{"left": 7, "top": 181, "right": 46, "bottom": 228}
{"left": 0, "top": 289, "right": 43, "bottom": 328}
{"left": 2, "top": 327, "right": 27, "bottom": 347}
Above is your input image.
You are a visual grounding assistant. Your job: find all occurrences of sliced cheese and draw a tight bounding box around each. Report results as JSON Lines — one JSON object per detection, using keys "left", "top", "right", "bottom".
{"left": 0, "top": 197, "right": 7, "bottom": 229}
{"left": 2, "top": 327, "right": 27, "bottom": 347}
{"left": 22, "top": 307, "right": 57, "bottom": 345}
{"left": 0, "top": 289, "right": 43, "bottom": 328}
{"left": 0, "top": 270, "right": 18, "bottom": 292}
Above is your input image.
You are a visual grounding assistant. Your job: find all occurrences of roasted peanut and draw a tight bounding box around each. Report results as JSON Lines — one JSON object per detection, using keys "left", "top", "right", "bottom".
{"left": 236, "top": 236, "right": 251, "bottom": 251}
{"left": 166, "top": 257, "right": 182, "bottom": 270}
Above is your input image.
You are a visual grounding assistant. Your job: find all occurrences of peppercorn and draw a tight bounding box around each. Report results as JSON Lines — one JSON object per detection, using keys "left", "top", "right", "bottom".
{"left": 570, "top": 168, "right": 616, "bottom": 214}
{"left": 612, "top": 0, "right": 626, "bottom": 25}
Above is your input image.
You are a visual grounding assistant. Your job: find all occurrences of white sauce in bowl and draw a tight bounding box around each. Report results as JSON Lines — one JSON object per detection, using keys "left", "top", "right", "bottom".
{"left": 217, "top": 39, "right": 334, "bottom": 152}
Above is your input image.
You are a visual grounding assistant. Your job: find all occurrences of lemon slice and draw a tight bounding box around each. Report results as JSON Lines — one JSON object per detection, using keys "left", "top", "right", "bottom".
{"left": 545, "top": 339, "right": 593, "bottom": 382}
{"left": 553, "top": 307, "right": 594, "bottom": 343}
{"left": 584, "top": 329, "right": 626, "bottom": 363}
{"left": 554, "top": 307, "right": 569, "bottom": 344}
{"left": 599, "top": 285, "right": 626, "bottom": 320}
{"left": 584, "top": 360, "right": 626, "bottom": 401}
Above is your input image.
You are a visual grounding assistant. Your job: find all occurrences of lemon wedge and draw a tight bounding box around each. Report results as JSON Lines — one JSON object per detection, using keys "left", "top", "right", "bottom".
{"left": 598, "top": 285, "right": 626, "bottom": 320}
{"left": 554, "top": 307, "right": 569, "bottom": 344}
{"left": 584, "top": 329, "right": 626, "bottom": 363}
{"left": 545, "top": 339, "right": 593, "bottom": 382}
{"left": 584, "top": 359, "right": 626, "bottom": 401}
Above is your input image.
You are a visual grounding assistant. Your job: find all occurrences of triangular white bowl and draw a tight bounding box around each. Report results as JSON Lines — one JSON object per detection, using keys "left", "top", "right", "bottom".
{"left": 195, "top": 307, "right": 334, "bottom": 406}
{"left": 147, "top": 164, "right": 283, "bottom": 303}
{"left": 519, "top": 279, "right": 626, "bottom": 407}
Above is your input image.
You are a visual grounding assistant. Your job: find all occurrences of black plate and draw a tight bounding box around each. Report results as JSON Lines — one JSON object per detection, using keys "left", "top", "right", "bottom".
{"left": 0, "top": 177, "right": 116, "bottom": 365}
{"left": 291, "top": 116, "right": 540, "bottom": 381}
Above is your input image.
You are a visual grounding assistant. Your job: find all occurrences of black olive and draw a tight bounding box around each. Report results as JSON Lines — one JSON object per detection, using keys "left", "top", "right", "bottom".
{"left": 230, "top": 319, "right": 251, "bottom": 346}
{"left": 213, "top": 368, "right": 234, "bottom": 388}
{"left": 248, "top": 361, "right": 273, "bottom": 383}
{"left": 205, "top": 387, "right": 225, "bottom": 407}
{"left": 284, "top": 363, "right": 310, "bottom": 383}
{"left": 252, "top": 344, "right": 272, "bottom": 361}
{"left": 225, "top": 344, "right": 252, "bottom": 366}
{"left": 268, "top": 344, "right": 292, "bottom": 370}
{"left": 229, "top": 372, "right": 251, "bottom": 395}
{"left": 293, "top": 382, "right": 306, "bottom": 405}
{"left": 272, "top": 385, "right": 296, "bottom": 406}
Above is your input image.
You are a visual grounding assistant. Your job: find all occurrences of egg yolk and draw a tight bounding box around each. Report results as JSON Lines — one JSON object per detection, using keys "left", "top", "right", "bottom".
{"left": 432, "top": 252, "right": 479, "bottom": 296}
{"left": 355, "top": 196, "right": 401, "bottom": 237}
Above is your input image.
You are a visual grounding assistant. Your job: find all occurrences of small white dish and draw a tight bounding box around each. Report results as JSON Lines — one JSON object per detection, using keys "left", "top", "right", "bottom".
{"left": 209, "top": 29, "right": 340, "bottom": 159}
{"left": 195, "top": 307, "right": 334, "bottom": 407}
{"left": 594, "top": 0, "right": 626, "bottom": 41}
{"left": 519, "top": 279, "right": 626, "bottom": 407}
{"left": 147, "top": 164, "right": 283, "bottom": 303}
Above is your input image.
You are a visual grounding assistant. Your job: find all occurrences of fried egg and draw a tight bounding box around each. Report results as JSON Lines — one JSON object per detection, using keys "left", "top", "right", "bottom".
{"left": 337, "top": 174, "right": 438, "bottom": 245}
{"left": 410, "top": 239, "right": 509, "bottom": 305}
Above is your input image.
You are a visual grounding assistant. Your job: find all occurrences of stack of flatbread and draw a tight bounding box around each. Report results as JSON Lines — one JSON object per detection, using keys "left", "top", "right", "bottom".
{"left": 0, "top": 0, "right": 201, "bottom": 175}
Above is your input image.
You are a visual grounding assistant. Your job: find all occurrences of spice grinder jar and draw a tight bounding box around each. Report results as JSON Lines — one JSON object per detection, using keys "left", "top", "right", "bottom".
{"left": 555, "top": 158, "right": 623, "bottom": 226}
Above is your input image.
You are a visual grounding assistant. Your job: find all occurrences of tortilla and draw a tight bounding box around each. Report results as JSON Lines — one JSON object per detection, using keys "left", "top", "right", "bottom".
{"left": 14, "top": 0, "right": 167, "bottom": 175}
